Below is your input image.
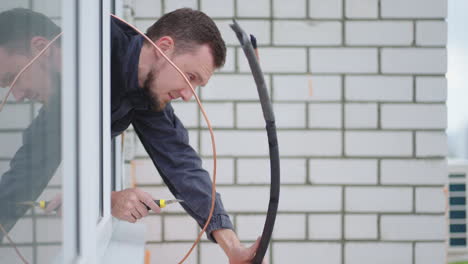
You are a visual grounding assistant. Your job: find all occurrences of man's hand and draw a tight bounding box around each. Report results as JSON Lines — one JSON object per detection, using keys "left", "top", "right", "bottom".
{"left": 45, "top": 193, "right": 62, "bottom": 216}
{"left": 111, "top": 188, "right": 161, "bottom": 223}
{"left": 213, "top": 229, "right": 267, "bottom": 264}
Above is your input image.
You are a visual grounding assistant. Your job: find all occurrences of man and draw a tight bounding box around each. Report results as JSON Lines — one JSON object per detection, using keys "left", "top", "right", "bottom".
{"left": 0, "top": 8, "right": 263, "bottom": 263}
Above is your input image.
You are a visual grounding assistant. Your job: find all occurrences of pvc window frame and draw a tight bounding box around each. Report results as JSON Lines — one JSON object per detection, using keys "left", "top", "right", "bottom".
{"left": 62, "top": 0, "right": 114, "bottom": 262}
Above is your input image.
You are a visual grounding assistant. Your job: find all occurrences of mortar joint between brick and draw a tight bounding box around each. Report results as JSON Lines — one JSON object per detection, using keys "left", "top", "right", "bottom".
{"left": 233, "top": 0, "right": 238, "bottom": 18}
{"left": 341, "top": 74, "right": 346, "bottom": 157}
{"left": 377, "top": 213, "right": 381, "bottom": 240}
{"left": 341, "top": 184, "right": 346, "bottom": 264}
{"left": 234, "top": 157, "right": 238, "bottom": 184}
{"left": 376, "top": 159, "right": 381, "bottom": 185}
{"left": 377, "top": 47, "right": 382, "bottom": 74}
{"left": 377, "top": 103, "right": 382, "bottom": 129}
{"left": 378, "top": 0, "right": 381, "bottom": 19}
{"left": 160, "top": 0, "right": 165, "bottom": 14}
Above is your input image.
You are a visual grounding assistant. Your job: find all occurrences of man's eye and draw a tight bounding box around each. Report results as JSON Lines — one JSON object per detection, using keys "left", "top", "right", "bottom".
{"left": 188, "top": 74, "right": 195, "bottom": 81}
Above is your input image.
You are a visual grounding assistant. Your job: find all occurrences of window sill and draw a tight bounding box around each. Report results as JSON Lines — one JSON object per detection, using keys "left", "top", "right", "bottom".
{"left": 101, "top": 220, "right": 146, "bottom": 263}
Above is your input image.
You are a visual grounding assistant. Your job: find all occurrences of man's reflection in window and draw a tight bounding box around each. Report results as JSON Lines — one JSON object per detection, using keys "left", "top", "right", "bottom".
{"left": 0, "top": 8, "right": 62, "bottom": 241}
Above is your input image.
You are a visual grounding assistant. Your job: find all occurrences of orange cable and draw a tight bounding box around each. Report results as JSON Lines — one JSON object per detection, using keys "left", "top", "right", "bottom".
{"left": 110, "top": 14, "right": 218, "bottom": 264}
{"left": 0, "top": 223, "right": 29, "bottom": 264}
{"left": 145, "top": 249, "right": 151, "bottom": 264}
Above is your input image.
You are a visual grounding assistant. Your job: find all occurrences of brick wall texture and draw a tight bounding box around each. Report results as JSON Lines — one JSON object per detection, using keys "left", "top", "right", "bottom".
{"left": 126, "top": 0, "right": 448, "bottom": 263}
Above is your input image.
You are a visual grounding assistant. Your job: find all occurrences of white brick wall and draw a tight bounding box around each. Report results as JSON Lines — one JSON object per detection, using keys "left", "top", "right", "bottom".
{"left": 274, "top": 75, "right": 341, "bottom": 102}
{"left": 134, "top": 0, "right": 161, "bottom": 17}
{"left": 346, "top": 21, "right": 413, "bottom": 46}
{"left": 381, "top": 48, "right": 447, "bottom": 74}
{"left": 309, "top": 48, "right": 378, "bottom": 73}
{"left": 237, "top": 0, "right": 269, "bottom": 18}
{"left": 381, "top": 104, "right": 447, "bottom": 129}
{"left": 345, "top": 131, "right": 412, "bottom": 157}
{"left": 273, "top": 214, "right": 306, "bottom": 239}
{"left": 381, "top": 0, "right": 447, "bottom": 18}
{"left": 128, "top": 1, "right": 448, "bottom": 263}
{"left": 239, "top": 48, "right": 307, "bottom": 73}
{"left": 345, "top": 103, "right": 378, "bottom": 128}
{"left": 164, "top": 215, "right": 198, "bottom": 240}
{"left": 381, "top": 215, "right": 446, "bottom": 240}
{"left": 308, "top": 103, "right": 342, "bottom": 128}
{"left": 345, "top": 243, "right": 412, "bottom": 264}
{"left": 308, "top": 214, "right": 341, "bottom": 239}
{"left": 346, "top": 187, "right": 412, "bottom": 212}
{"left": 346, "top": 76, "right": 413, "bottom": 102}
{"left": 416, "top": 77, "right": 447, "bottom": 102}
{"left": 273, "top": 242, "right": 341, "bottom": 264}
{"left": 309, "top": 0, "right": 342, "bottom": 19}
{"left": 309, "top": 159, "right": 377, "bottom": 184}
{"left": 415, "top": 242, "right": 446, "bottom": 264}
{"left": 274, "top": 21, "right": 342, "bottom": 46}
{"left": 416, "top": 131, "right": 448, "bottom": 156}
{"left": 381, "top": 159, "right": 447, "bottom": 185}
{"left": 416, "top": 21, "right": 447, "bottom": 46}
{"left": 345, "top": 0, "right": 378, "bottom": 18}
{"left": 200, "top": 0, "right": 234, "bottom": 17}
{"left": 238, "top": 158, "right": 308, "bottom": 184}
{"left": 345, "top": 214, "right": 378, "bottom": 239}
{"left": 164, "top": 0, "right": 197, "bottom": 13}
{"left": 415, "top": 187, "right": 445, "bottom": 213}
{"left": 273, "top": 0, "right": 306, "bottom": 18}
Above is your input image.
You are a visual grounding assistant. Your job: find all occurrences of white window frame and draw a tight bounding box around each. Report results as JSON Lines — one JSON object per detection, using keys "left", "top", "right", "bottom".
{"left": 62, "top": 0, "right": 114, "bottom": 262}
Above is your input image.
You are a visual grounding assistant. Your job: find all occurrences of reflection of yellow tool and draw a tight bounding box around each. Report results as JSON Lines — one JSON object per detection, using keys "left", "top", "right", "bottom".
{"left": 144, "top": 199, "right": 184, "bottom": 210}
{"left": 17, "top": 200, "right": 52, "bottom": 210}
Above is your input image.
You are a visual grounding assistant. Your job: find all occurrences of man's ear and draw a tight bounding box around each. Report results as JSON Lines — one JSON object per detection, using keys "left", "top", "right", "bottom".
{"left": 30, "top": 36, "right": 51, "bottom": 57}
{"left": 154, "top": 36, "right": 175, "bottom": 57}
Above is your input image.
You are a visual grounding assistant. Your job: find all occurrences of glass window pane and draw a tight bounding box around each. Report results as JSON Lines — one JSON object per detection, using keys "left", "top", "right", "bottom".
{"left": 0, "top": 3, "right": 63, "bottom": 263}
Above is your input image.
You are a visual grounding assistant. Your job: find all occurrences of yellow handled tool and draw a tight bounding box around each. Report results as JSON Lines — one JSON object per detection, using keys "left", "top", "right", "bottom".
{"left": 144, "top": 199, "right": 183, "bottom": 210}
{"left": 17, "top": 200, "right": 52, "bottom": 210}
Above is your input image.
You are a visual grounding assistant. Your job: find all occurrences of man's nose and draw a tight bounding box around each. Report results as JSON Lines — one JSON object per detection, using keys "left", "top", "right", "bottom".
{"left": 180, "top": 87, "right": 194, "bottom": 102}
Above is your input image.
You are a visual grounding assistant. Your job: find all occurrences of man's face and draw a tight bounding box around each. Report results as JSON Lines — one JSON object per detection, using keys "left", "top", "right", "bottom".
{"left": 143, "top": 44, "right": 215, "bottom": 111}
{"left": 0, "top": 44, "right": 53, "bottom": 103}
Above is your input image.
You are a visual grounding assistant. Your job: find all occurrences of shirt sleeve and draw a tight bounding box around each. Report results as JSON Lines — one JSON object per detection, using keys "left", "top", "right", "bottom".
{"left": 0, "top": 101, "right": 61, "bottom": 236}
{"left": 132, "top": 104, "right": 233, "bottom": 242}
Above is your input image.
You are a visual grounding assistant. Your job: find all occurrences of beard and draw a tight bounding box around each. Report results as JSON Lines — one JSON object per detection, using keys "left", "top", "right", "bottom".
{"left": 142, "top": 70, "right": 164, "bottom": 112}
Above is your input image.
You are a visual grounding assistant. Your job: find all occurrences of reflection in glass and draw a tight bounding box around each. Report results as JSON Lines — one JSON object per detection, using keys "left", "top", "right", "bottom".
{"left": 0, "top": 5, "right": 63, "bottom": 264}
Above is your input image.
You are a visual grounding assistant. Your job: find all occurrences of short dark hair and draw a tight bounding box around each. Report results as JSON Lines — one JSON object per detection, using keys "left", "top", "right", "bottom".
{"left": 145, "top": 8, "right": 226, "bottom": 68}
{"left": 0, "top": 8, "right": 61, "bottom": 53}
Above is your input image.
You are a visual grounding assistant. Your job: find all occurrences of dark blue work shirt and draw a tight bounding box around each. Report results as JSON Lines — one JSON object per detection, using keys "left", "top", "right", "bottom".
{"left": 110, "top": 18, "right": 233, "bottom": 241}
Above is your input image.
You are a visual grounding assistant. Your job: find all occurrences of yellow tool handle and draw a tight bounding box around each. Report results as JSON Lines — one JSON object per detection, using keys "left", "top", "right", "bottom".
{"left": 39, "top": 201, "right": 47, "bottom": 209}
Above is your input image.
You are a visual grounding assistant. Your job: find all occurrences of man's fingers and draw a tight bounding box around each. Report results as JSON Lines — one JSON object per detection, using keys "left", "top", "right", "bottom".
{"left": 246, "top": 236, "right": 262, "bottom": 260}
{"left": 45, "top": 193, "right": 63, "bottom": 214}
{"left": 142, "top": 199, "right": 161, "bottom": 213}
{"left": 137, "top": 191, "right": 160, "bottom": 213}
{"left": 135, "top": 202, "right": 149, "bottom": 217}
{"left": 129, "top": 212, "right": 138, "bottom": 223}
{"left": 249, "top": 237, "right": 268, "bottom": 263}
{"left": 131, "top": 209, "right": 143, "bottom": 219}
{"left": 250, "top": 236, "right": 262, "bottom": 251}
